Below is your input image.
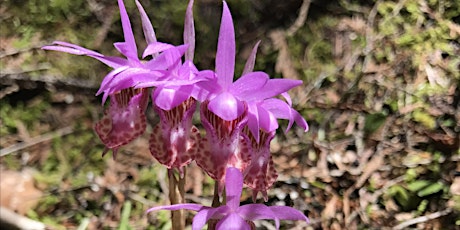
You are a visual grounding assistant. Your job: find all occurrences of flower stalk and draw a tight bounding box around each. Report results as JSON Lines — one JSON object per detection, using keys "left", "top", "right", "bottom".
{"left": 168, "top": 168, "right": 186, "bottom": 230}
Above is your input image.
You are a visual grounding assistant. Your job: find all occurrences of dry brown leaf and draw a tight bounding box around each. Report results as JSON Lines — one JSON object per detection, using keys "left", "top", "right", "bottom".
{"left": 0, "top": 168, "right": 43, "bottom": 215}
{"left": 355, "top": 152, "right": 384, "bottom": 188}
{"left": 322, "top": 194, "right": 341, "bottom": 220}
{"left": 450, "top": 177, "right": 460, "bottom": 196}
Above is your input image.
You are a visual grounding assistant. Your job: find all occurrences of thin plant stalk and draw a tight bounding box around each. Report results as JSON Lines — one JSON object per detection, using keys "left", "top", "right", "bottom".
{"left": 208, "top": 182, "right": 223, "bottom": 230}
{"left": 168, "top": 168, "right": 186, "bottom": 230}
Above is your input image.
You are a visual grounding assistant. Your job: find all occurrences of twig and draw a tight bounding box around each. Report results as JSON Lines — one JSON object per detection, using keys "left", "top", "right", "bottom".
{"left": 0, "top": 64, "right": 51, "bottom": 75}
{"left": 0, "top": 73, "right": 99, "bottom": 94}
{"left": 0, "top": 83, "right": 19, "bottom": 99}
{"left": 0, "top": 126, "right": 74, "bottom": 157}
{"left": 77, "top": 217, "right": 90, "bottom": 230}
{"left": 90, "top": 3, "right": 117, "bottom": 49}
{"left": 128, "top": 192, "right": 156, "bottom": 206}
{"left": 344, "top": 115, "right": 395, "bottom": 224}
{"left": 346, "top": 175, "right": 405, "bottom": 224}
{"left": 268, "top": 30, "right": 306, "bottom": 105}
{"left": 286, "top": 0, "right": 311, "bottom": 36}
{"left": 268, "top": 0, "right": 311, "bottom": 105}
{"left": 392, "top": 208, "right": 452, "bottom": 230}
{"left": 0, "top": 206, "right": 45, "bottom": 230}
{"left": 0, "top": 43, "right": 46, "bottom": 59}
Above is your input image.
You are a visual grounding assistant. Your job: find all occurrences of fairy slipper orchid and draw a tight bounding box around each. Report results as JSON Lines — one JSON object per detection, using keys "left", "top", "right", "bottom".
{"left": 195, "top": 1, "right": 308, "bottom": 192}
{"left": 147, "top": 167, "right": 309, "bottom": 230}
{"left": 42, "top": 0, "right": 186, "bottom": 157}
{"left": 193, "top": 1, "right": 269, "bottom": 188}
{"left": 131, "top": 0, "right": 207, "bottom": 171}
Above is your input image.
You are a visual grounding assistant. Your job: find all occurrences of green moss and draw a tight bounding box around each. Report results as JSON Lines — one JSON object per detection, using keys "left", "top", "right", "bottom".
{"left": 412, "top": 109, "right": 436, "bottom": 130}
{"left": 0, "top": 99, "right": 50, "bottom": 136}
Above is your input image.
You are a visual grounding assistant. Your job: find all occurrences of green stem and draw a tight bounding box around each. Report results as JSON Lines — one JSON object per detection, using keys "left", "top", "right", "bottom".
{"left": 208, "top": 181, "right": 222, "bottom": 230}
{"left": 168, "top": 169, "right": 185, "bottom": 230}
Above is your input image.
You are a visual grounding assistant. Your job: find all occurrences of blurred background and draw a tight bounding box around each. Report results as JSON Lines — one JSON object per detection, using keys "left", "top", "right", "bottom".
{"left": 0, "top": 0, "right": 459, "bottom": 229}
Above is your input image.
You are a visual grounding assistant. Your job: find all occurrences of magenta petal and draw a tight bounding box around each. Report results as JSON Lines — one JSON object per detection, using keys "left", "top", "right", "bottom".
{"left": 135, "top": 0, "right": 157, "bottom": 45}
{"left": 257, "top": 106, "right": 278, "bottom": 133}
{"left": 196, "top": 71, "right": 219, "bottom": 94}
{"left": 146, "top": 203, "right": 204, "bottom": 213}
{"left": 238, "top": 204, "right": 279, "bottom": 228}
{"left": 144, "top": 56, "right": 172, "bottom": 71}
{"left": 208, "top": 92, "right": 243, "bottom": 121}
{"left": 216, "top": 213, "right": 250, "bottom": 230}
{"left": 281, "top": 92, "right": 292, "bottom": 106}
{"left": 293, "top": 109, "right": 309, "bottom": 132}
{"left": 261, "top": 98, "right": 309, "bottom": 132}
{"left": 97, "top": 66, "right": 129, "bottom": 97}
{"left": 153, "top": 86, "right": 193, "bottom": 110}
{"left": 182, "top": 60, "right": 199, "bottom": 76}
{"left": 192, "top": 206, "right": 229, "bottom": 230}
{"left": 269, "top": 206, "right": 309, "bottom": 223}
{"left": 42, "top": 44, "right": 97, "bottom": 56}
{"left": 51, "top": 41, "right": 102, "bottom": 56}
{"left": 184, "top": 0, "right": 195, "bottom": 61}
{"left": 215, "top": 1, "right": 235, "bottom": 90}
{"left": 142, "top": 42, "right": 175, "bottom": 58}
{"left": 177, "top": 60, "right": 197, "bottom": 81}
{"left": 101, "top": 67, "right": 152, "bottom": 95}
{"left": 116, "top": 0, "right": 137, "bottom": 61}
{"left": 246, "top": 104, "right": 260, "bottom": 142}
{"left": 144, "top": 45, "right": 187, "bottom": 70}
{"left": 250, "top": 79, "right": 303, "bottom": 102}
{"left": 43, "top": 42, "right": 128, "bottom": 68}
{"left": 229, "top": 71, "right": 268, "bottom": 100}
{"left": 91, "top": 55, "right": 129, "bottom": 69}
{"left": 260, "top": 99, "right": 291, "bottom": 119}
{"left": 225, "top": 167, "right": 243, "bottom": 209}
{"left": 242, "top": 41, "right": 260, "bottom": 75}
{"left": 136, "top": 78, "right": 200, "bottom": 89}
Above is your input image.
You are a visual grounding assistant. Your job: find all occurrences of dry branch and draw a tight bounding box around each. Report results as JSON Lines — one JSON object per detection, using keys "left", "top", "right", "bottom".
{"left": 0, "top": 73, "right": 99, "bottom": 98}
{"left": 392, "top": 208, "right": 453, "bottom": 230}
{"left": 0, "top": 206, "right": 45, "bottom": 230}
{"left": 0, "top": 126, "right": 74, "bottom": 157}
{"left": 286, "top": 0, "right": 311, "bottom": 36}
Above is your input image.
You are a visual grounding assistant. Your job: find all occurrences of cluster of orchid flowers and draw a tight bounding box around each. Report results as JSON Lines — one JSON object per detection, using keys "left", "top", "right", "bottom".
{"left": 43, "top": 0, "right": 309, "bottom": 229}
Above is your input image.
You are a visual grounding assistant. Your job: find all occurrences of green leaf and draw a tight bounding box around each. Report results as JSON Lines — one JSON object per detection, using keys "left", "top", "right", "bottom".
{"left": 407, "top": 180, "right": 431, "bottom": 192}
{"left": 417, "top": 182, "right": 445, "bottom": 197}
{"left": 77, "top": 218, "right": 90, "bottom": 230}
{"left": 388, "top": 185, "right": 410, "bottom": 207}
{"left": 118, "top": 201, "right": 132, "bottom": 230}
{"left": 413, "top": 109, "right": 436, "bottom": 129}
{"left": 417, "top": 199, "right": 429, "bottom": 214}
{"left": 364, "top": 112, "right": 387, "bottom": 134}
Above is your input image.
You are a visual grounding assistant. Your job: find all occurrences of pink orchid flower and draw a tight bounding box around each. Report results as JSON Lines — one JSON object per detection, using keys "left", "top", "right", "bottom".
{"left": 194, "top": 1, "right": 308, "bottom": 193}
{"left": 42, "top": 0, "right": 186, "bottom": 157}
{"left": 147, "top": 167, "right": 309, "bottom": 230}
